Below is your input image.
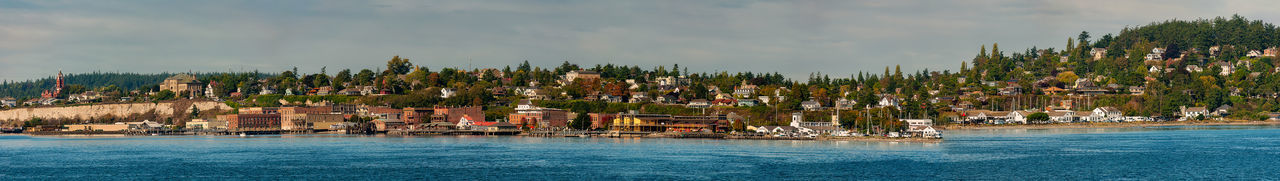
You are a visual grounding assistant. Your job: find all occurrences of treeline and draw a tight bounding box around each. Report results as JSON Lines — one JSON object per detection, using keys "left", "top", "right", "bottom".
{"left": 0, "top": 72, "right": 170, "bottom": 99}
{"left": 1112, "top": 14, "right": 1280, "bottom": 59}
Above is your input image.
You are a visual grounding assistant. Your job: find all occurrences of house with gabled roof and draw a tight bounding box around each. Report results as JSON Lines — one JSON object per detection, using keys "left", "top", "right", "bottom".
{"left": 1091, "top": 107, "right": 1123, "bottom": 122}
{"left": 1213, "top": 105, "right": 1232, "bottom": 116}
{"left": 801, "top": 100, "right": 823, "bottom": 111}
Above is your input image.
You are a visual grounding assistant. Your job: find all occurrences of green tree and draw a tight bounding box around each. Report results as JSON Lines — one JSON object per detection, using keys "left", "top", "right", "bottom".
{"left": 1028, "top": 112, "right": 1050, "bottom": 123}
{"left": 386, "top": 55, "right": 413, "bottom": 75}
{"left": 1057, "top": 72, "right": 1079, "bottom": 85}
{"left": 190, "top": 106, "right": 201, "bottom": 119}
{"left": 154, "top": 90, "right": 175, "bottom": 101}
{"left": 23, "top": 117, "right": 44, "bottom": 127}
{"left": 569, "top": 112, "right": 592, "bottom": 130}
{"left": 354, "top": 69, "right": 376, "bottom": 86}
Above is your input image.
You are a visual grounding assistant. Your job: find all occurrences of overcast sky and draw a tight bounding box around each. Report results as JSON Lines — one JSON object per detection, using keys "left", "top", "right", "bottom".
{"left": 3, "top": 0, "right": 1280, "bottom": 82}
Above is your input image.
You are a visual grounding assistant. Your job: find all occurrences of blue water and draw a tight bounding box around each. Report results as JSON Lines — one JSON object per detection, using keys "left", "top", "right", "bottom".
{"left": 3, "top": 125, "right": 1280, "bottom": 180}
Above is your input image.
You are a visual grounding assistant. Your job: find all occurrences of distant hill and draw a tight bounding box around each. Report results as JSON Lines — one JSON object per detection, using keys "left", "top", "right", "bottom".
{"left": 1111, "top": 14, "right": 1279, "bottom": 59}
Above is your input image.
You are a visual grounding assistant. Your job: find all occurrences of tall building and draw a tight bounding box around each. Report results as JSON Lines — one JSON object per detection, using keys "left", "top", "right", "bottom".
{"left": 40, "top": 70, "right": 64, "bottom": 98}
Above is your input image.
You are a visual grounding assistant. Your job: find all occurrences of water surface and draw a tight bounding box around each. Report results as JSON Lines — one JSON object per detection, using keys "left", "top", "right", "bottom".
{"left": 3, "top": 125, "right": 1279, "bottom": 180}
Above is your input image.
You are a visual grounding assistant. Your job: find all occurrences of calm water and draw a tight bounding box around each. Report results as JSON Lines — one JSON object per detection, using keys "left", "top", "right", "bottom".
{"left": 3, "top": 125, "right": 1280, "bottom": 180}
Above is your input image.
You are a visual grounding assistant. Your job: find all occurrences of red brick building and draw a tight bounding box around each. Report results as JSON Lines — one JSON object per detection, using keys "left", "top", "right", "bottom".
{"left": 433, "top": 106, "right": 484, "bottom": 123}
{"left": 226, "top": 114, "right": 282, "bottom": 131}
{"left": 402, "top": 107, "right": 435, "bottom": 125}
{"left": 507, "top": 100, "right": 569, "bottom": 128}
{"left": 588, "top": 113, "right": 616, "bottom": 130}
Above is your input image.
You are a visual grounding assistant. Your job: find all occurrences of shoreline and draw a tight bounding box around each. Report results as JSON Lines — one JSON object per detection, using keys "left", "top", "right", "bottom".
{"left": 4, "top": 132, "right": 943, "bottom": 142}
{"left": 940, "top": 120, "right": 1280, "bottom": 130}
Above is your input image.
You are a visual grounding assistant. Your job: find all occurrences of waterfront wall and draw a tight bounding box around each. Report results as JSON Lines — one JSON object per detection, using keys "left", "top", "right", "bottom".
{"left": 0, "top": 101, "right": 231, "bottom": 121}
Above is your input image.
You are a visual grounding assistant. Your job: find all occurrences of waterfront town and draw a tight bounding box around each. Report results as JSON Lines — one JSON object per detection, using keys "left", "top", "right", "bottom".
{"left": 6, "top": 17, "right": 1280, "bottom": 140}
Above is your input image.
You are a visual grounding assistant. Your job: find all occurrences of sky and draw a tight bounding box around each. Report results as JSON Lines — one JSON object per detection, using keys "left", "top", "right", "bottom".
{"left": 3, "top": 0, "right": 1280, "bottom": 82}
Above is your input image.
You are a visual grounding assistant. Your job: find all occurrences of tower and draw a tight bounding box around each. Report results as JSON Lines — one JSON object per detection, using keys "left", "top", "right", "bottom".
{"left": 832, "top": 111, "right": 840, "bottom": 127}
{"left": 54, "top": 70, "right": 64, "bottom": 95}
{"left": 790, "top": 112, "right": 803, "bottom": 127}
{"left": 41, "top": 70, "right": 65, "bottom": 98}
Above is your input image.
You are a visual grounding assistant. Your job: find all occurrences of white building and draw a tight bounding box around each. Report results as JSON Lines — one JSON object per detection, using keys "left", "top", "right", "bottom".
{"left": 1005, "top": 111, "right": 1031, "bottom": 124}
{"left": 789, "top": 112, "right": 843, "bottom": 136}
{"left": 1, "top": 97, "right": 16, "bottom": 107}
{"left": 1181, "top": 106, "right": 1209, "bottom": 119}
{"left": 1047, "top": 111, "right": 1078, "bottom": 123}
{"left": 1091, "top": 107, "right": 1123, "bottom": 122}
{"left": 455, "top": 115, "right": 477, "bottom": 130}
{"left": 441, "top": 88, "right": 457, "bottom": 98}
{"left": 903, "top": 119, "right": 942, "bottom": 138}
{"left": 754, "top": 126, "right": 800, "bottom": 137}
{"left": 801, "top": 100, "right": 823, "bottom": 111}
{"left": 877, "top": 95, "right": 899, "bottom": 108}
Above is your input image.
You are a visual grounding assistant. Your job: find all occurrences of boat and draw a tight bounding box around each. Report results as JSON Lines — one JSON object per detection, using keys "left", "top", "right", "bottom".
{"left": 239, "top": 133, "right": 247, "bottom": 137}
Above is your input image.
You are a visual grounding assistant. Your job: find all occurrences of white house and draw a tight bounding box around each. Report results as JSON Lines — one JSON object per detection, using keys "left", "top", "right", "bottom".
{"left": 1047, "top": 111, "right": 1078, "bottom": 123}
{"left": 441, "top": 88, "right": 458, "bottom": 98}
{"left": 964, "top": 110, "right": 1010, "bottom": 124}
{"left": 1091, "top": 107, "right": 1123, "bottom": 122}
{"left": 902, "top": 119, "right": 942, "bottom": 138}
{"left": 1214, "top": 61, "right": 1235, "bottom": 76}
{"left": 835, "top": 98, "right": 856, "bottom": 110}
{"left": 755, "top": 126, "right": 800, "bottom": 137}
{"left": 789, "top": 112, "right": 843, "bottom": 136}
{"left": 877, "top": 95, "right": 899, "bottom": 108}
{"left": 732, "top": 80, "right": 758, "bottom": 98}
{"left": 1090, "top": 48, "right": 1108, "bottom": 60}
{"left": 455, "top": 115, "right": 476, "bottom": 130}
{"left": 1182, "top": 106, "right": 1209, "bottom": 119}
{"left": 801, "top": 100, "right": 823, "bottom": 111}
{"left": 917, "top": 126, "right": 941, "bottom": 138}
{"left": 1005, "top": 111, "right": 1031, "bottom": 124}
{"left": 1213, "top": 105, "right": 1232, "bottom": 116}
{"left": 1145, "top": 48, "right": 1164, "bottom": 61}
{"left": 903, "top": 119, "right": 933, "bottom": 128}
{"left": 1186, "top": 65, "right": 1204, "bottom": 72}
{"left": 757, "top": 96, "right": 772, "bottom": 105}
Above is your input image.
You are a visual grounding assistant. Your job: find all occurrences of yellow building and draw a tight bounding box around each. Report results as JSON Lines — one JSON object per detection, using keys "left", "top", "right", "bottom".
{"left": 160, "top": 73, "right": 202, "bottom": 95}
{"left": 609, "top": 113, "right": 728, "bottom": 132}
{"left": 186, "top": 119, "right": 227, "bottom": 130}
{"left": 65, "top": 123, "right": 129, "bottom": 132}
